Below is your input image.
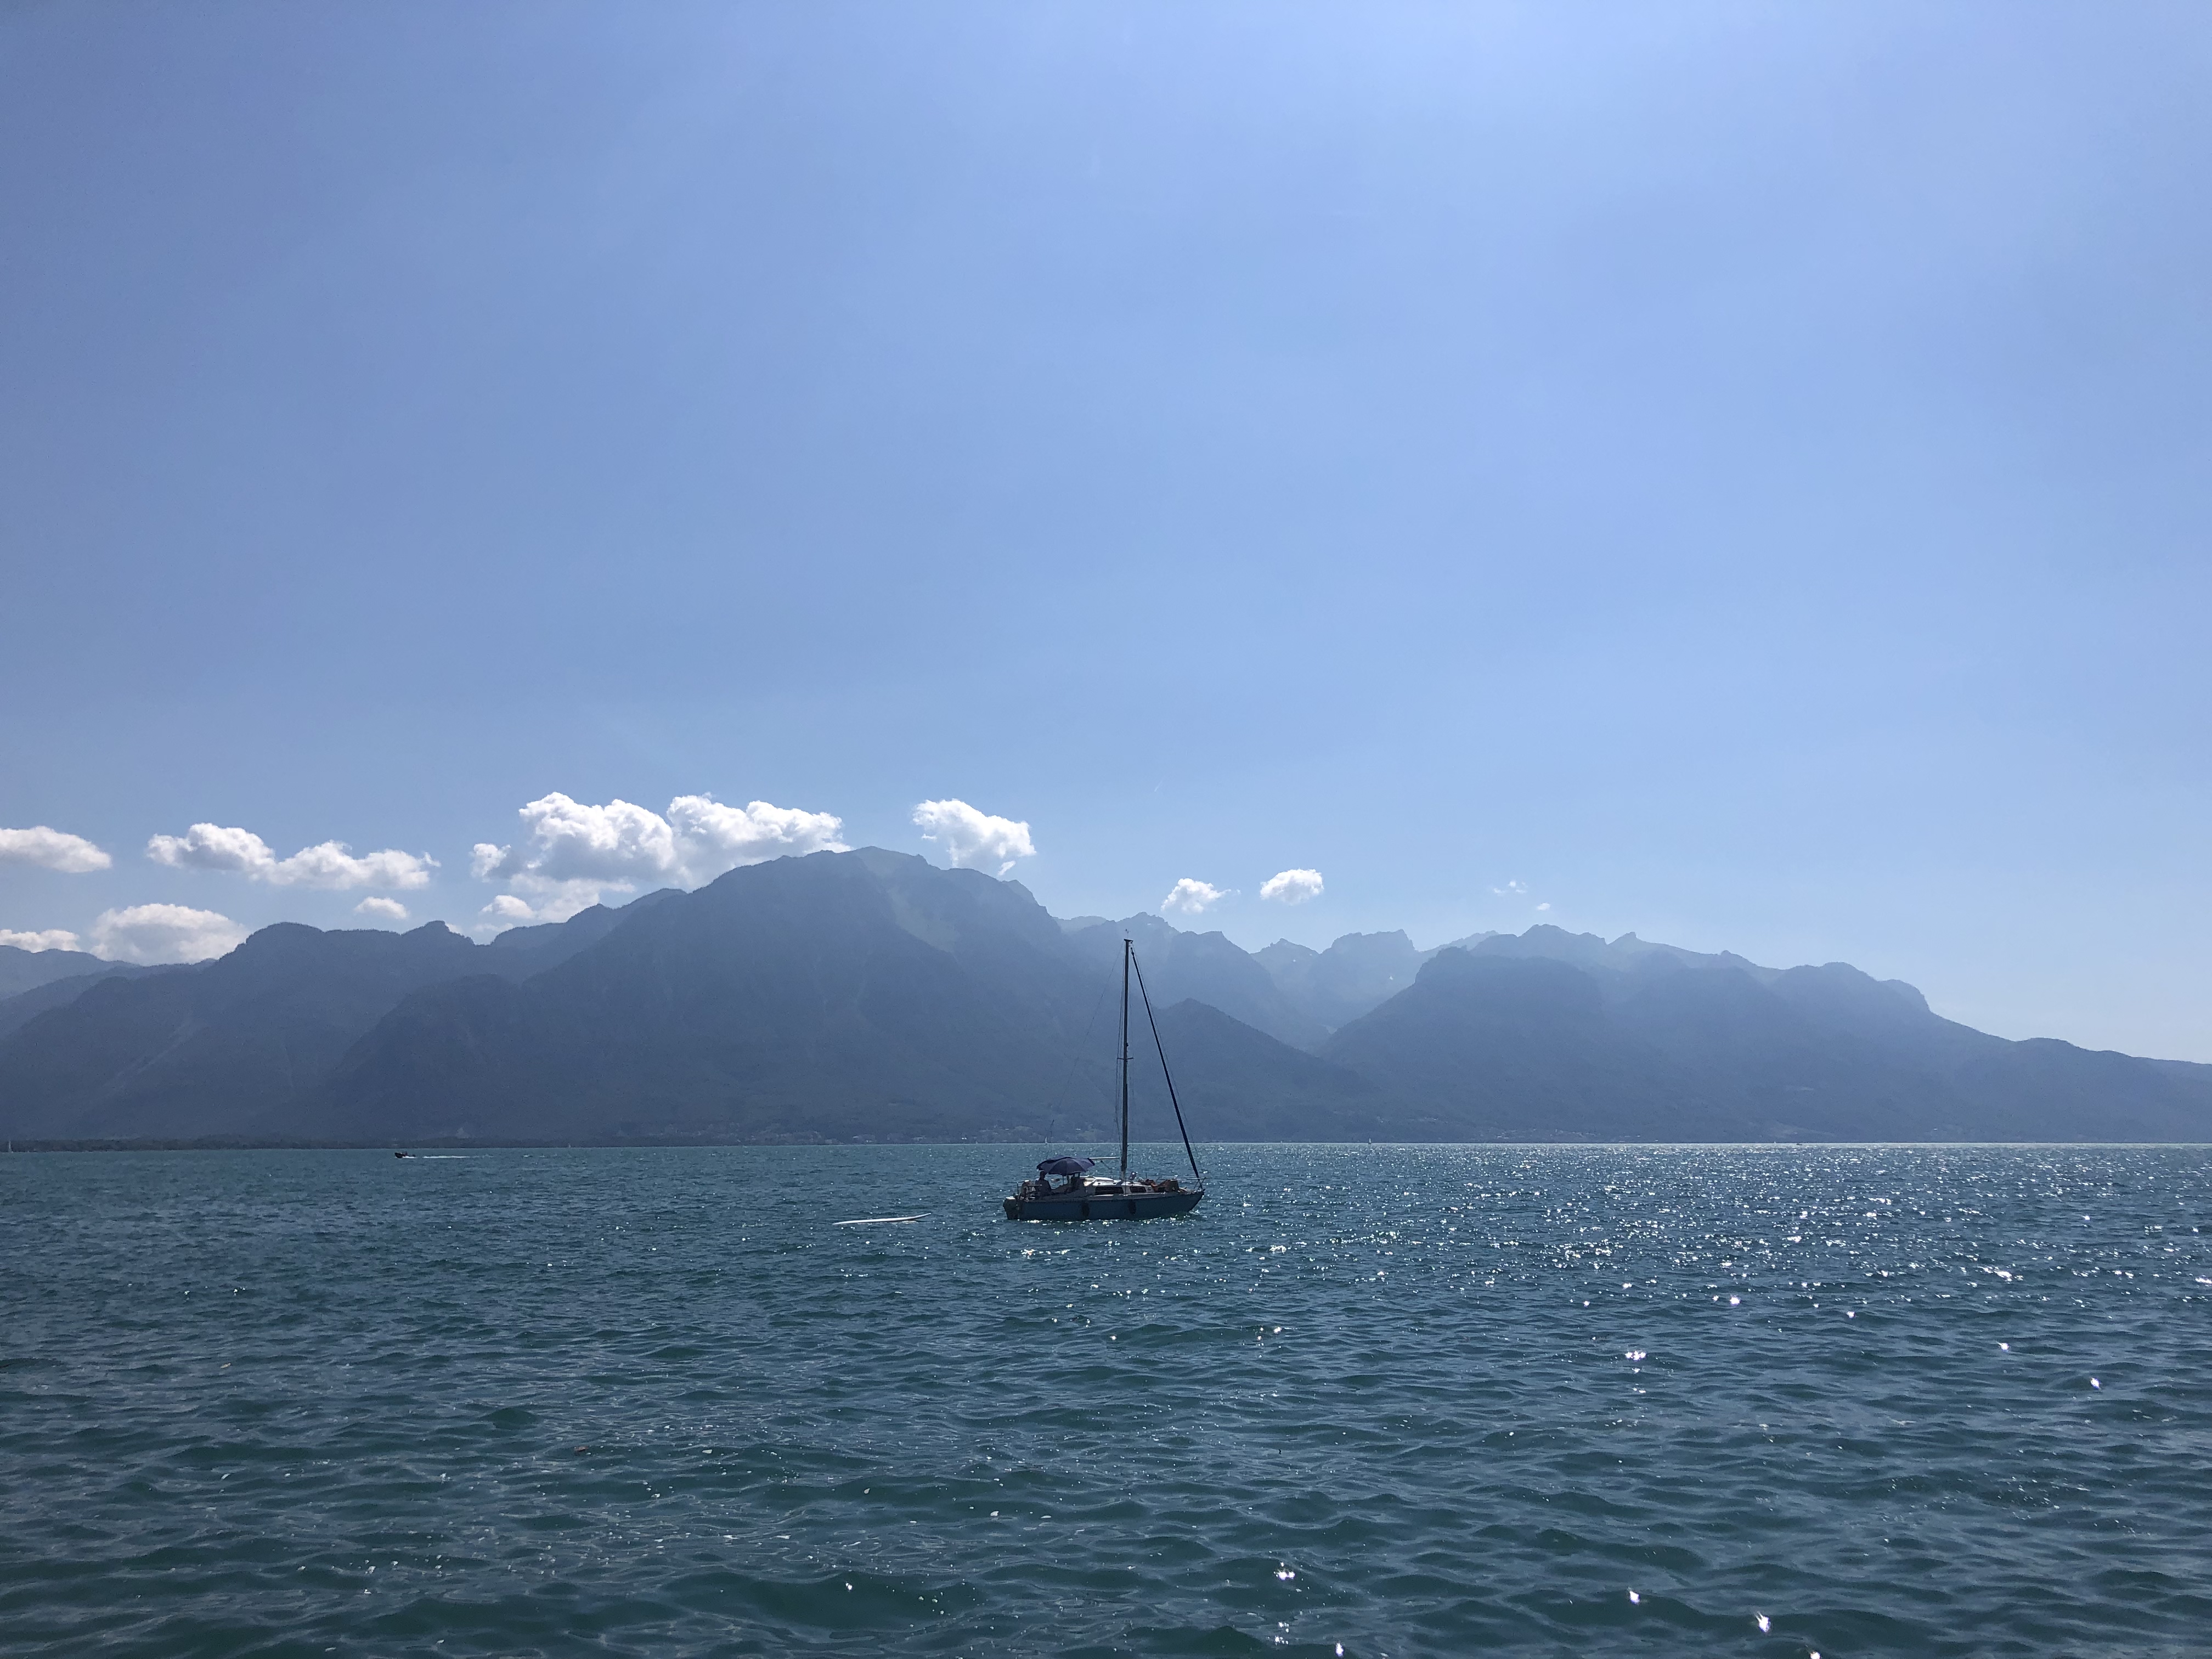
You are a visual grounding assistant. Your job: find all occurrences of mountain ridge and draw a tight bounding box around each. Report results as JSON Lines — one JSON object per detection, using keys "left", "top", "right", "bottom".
{"left": 0, "top": 941, "right": 121, "bottom": 1003}
{"left": 0, "top": 850, "right": 2202, "bottom": 1145}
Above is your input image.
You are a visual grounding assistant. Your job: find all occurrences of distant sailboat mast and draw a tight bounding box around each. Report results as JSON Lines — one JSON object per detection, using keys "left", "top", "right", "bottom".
{"left": 1119, "top": 938, "right": 1132, "bottom": 1181}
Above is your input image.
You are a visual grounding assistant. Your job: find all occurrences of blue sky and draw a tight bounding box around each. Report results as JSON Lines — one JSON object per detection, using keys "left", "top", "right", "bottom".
{"left": 1, "top": 3, "right": 2206, "bottom": 1058}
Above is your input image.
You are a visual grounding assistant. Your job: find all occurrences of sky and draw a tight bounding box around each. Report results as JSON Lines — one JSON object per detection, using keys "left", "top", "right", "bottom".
{"left": 0, "top": 2, "right": 2206, "bottom": 1057}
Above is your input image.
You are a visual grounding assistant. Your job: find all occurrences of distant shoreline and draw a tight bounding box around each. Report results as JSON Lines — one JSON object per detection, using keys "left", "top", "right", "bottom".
{"left": 6, "top": 1136, "right": 2207, "bottom": 1153}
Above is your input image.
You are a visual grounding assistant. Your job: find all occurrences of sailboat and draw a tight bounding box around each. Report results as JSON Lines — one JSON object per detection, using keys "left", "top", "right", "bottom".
{"left": 1003, "top": 938, "right": 1206, "bottom": 1221}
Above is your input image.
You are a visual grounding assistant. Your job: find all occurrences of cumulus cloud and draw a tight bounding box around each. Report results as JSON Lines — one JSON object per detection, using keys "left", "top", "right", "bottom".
{"left": 668, "top": 794, "right": 847, "bottom": 874}
{"left": 471, "top": 791, "right": 848, "bottom": 929}
{"left": 467, "top": 882, "right": 606, "bottom": 930}
{"left": 146, "top": 823, "right": 436, "bottom": 890}
{"left": 912, "top": 799, "right": 1035, "bottom": 876}
{"left": 1536, "top": 901, "right": 1551, "bottom": 912}
{"left": 88, "top": 904, "right": 247, "bottom": 964}
{"left": 472, "top": 796, "right": 673, "bottom": 888}
{"left": 1161, "top": 878, "right": 1229, "bottom": 915}
{"left": 1259, "top": 868, "right": 1323, "bottom": 904}
{"left": 0, "top": 826, "right": 112, "bottom": 873}
{"left": 0, "top": 927, "right": 83, "bottom": 952}
{"left": 354, "top": 896, "right": 409, "bottom": 922}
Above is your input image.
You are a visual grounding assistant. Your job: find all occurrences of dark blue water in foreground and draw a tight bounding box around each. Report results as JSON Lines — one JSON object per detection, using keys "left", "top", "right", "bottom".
{"left": 4, "top": 1144, "right": 2209, "bottom": 1657}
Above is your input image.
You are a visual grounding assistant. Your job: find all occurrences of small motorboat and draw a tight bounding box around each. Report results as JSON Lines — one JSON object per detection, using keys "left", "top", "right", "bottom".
{"left": 1003, "top": 938, "right": 1207, "bottom": 1221}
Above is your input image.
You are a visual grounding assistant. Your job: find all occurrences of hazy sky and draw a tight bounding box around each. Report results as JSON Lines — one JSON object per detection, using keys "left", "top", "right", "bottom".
{"left": 2, "top": 3, "right": 2206, "bottom": 1057}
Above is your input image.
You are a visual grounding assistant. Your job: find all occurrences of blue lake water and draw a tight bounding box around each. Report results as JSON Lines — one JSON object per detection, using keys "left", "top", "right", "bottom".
{"left": 3, "top": 1143, "right": 2208, "bottom": 1657}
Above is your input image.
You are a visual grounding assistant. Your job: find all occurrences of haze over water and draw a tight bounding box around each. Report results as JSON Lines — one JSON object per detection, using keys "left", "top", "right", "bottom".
{"left": 4, "top": 1143, "right": 2207, "bottom": 1656}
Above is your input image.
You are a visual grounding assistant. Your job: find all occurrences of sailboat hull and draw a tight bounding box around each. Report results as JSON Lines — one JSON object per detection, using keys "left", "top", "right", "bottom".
{"left": 1003, "top": 1189, "right": 1204, "bottom": 1222}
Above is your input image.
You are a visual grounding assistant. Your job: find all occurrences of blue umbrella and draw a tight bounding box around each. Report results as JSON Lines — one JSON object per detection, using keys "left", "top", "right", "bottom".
{"left": 1037, "top": 1156, "right": 1097, "bottom": 1177}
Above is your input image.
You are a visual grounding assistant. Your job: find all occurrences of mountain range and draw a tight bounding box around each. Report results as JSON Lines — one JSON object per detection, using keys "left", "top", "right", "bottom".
{"left": 2, "top": 848, "right": 2205, "bottom": 1146}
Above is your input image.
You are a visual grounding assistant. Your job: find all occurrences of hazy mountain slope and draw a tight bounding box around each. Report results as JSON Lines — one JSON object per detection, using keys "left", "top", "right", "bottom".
{"left": 996, "top": 998, "right": 1395, "bottom": 1148}
{"left": 319, "top": 850, "right": 1105, "bottom": 1143}
{"left": 1142, "top": 1000, "right": 1438, "bottom": 1142}
{"left": 478, "top": 890, "right": 683, "bottom": 978}
{"left": 1257, "top": 930, "right": 1435, "bottom": 1030}
{"left": 2147, "top": 1058, "right": 2212, "bottom": 1086}
{"left": 0, "top": 944, "right": 114, "bottom": 1001}
{"left": 1435, "top": 930, "right": 1501, "bottom": 953}
{"left": 0, "top": 893, "right": 661, "bottom": 1139}
{"left": 1319, "top": 952, "right": 1767, "bottom": 1141}
{"left": 1466, "top": 924, "right": 1773, "bottom": 982}
{"left": 1064, "top": 915, "right": 1328, "bottom": 1048}
{"left": 1941, "top": 1040, "right": 2212, "bottom": 1142}
{"left": 1323, "top": 947, "right": 2212, "bottom": 1142}
{"left": 0, "top": 963, "right": 166, "bottom": 1042}
{"left": 1251, "top": 939, "right": 1319, "bottom": 981}
{"left": 0, "top": 923, "right": 486, "bottom": 1138}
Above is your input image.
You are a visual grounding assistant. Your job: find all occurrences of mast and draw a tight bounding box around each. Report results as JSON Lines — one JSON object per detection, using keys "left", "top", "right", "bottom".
{"left": 1118, "top": 938, "right": 1132, "bottom": 1178}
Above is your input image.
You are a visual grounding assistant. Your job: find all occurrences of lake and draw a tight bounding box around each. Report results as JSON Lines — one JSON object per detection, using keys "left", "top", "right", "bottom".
{"left": 3, "top": 1142, "right": 2207, "bottom": 1656}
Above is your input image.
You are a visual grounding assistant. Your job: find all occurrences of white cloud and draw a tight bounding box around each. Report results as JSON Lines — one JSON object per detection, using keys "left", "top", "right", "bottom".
{"left": 0, "top": 927, "right": 83, "bottom": 952}
{"left": 146, "top": 823, "right": 436, "bottom": 890}
{"left": 1536, "top": 901, "right": 1551, "bottom": 912}
{"left": 146, "top": 822, "right": 270, "bottom": 876}
{"left": 477, "top": 792, "right": 847, "bottom": 887}
{"left": 466, "top": 887, "right": 605, "bottom": 933}
{"left": 1491, "top": 879, "right": 1529, "bottom": 896}
{"left": 88, "top": 904, "right": 247, "bottom": 964}
{"left": 667, "top": 795, "right": 848, "bottom": 876}
{"left": 0, "top": 826, "right": 112, "bottom": 873}
{"left": 469, "top": 881, "right": 608, "bottom": 932}
{"left": 473, "top": 796, "right": 675, "bottom": 887}
{"left": 1161, "top": 878, "right": 1229, "bottom": 915}
{"left": 471, "top": 791, "right": 848, "bottom": 930}
{"left": 354, "top": 896, "right": 410, "bottom": 922}
{"left": 912, "top": 799, "right": 1035, "bottom": 876}
{"left": 1260, "top": 868, "right": 1323, "bottom": 904}
{"left": 271, "top": 842, "right": 435, "bottom": 889}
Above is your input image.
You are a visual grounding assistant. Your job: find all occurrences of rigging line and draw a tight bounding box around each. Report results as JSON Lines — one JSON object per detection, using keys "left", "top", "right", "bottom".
{"left": 1127, "top": 947, "right": 1205, "bottom": 1189}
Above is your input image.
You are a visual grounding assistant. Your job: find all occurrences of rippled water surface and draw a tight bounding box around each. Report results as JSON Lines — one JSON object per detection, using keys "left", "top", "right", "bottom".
{"left": 4, "top": 1144, "right": 2210, "bottom": 1657}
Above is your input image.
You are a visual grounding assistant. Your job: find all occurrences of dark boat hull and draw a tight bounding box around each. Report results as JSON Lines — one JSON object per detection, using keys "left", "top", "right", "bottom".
{"left": 1003, "top": 1189, "right": 1204, "bottom": 1221}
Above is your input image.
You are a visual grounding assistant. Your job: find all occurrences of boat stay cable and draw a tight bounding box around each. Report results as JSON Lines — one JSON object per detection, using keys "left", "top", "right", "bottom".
{"left": 1127, "top": 945, "right": 1205, "bottom": 1191}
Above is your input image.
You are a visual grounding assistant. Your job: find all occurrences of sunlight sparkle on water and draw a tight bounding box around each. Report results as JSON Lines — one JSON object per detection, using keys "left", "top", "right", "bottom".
{"left": 4, "top": 1142, "right": 2207, "bottom": 1658}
